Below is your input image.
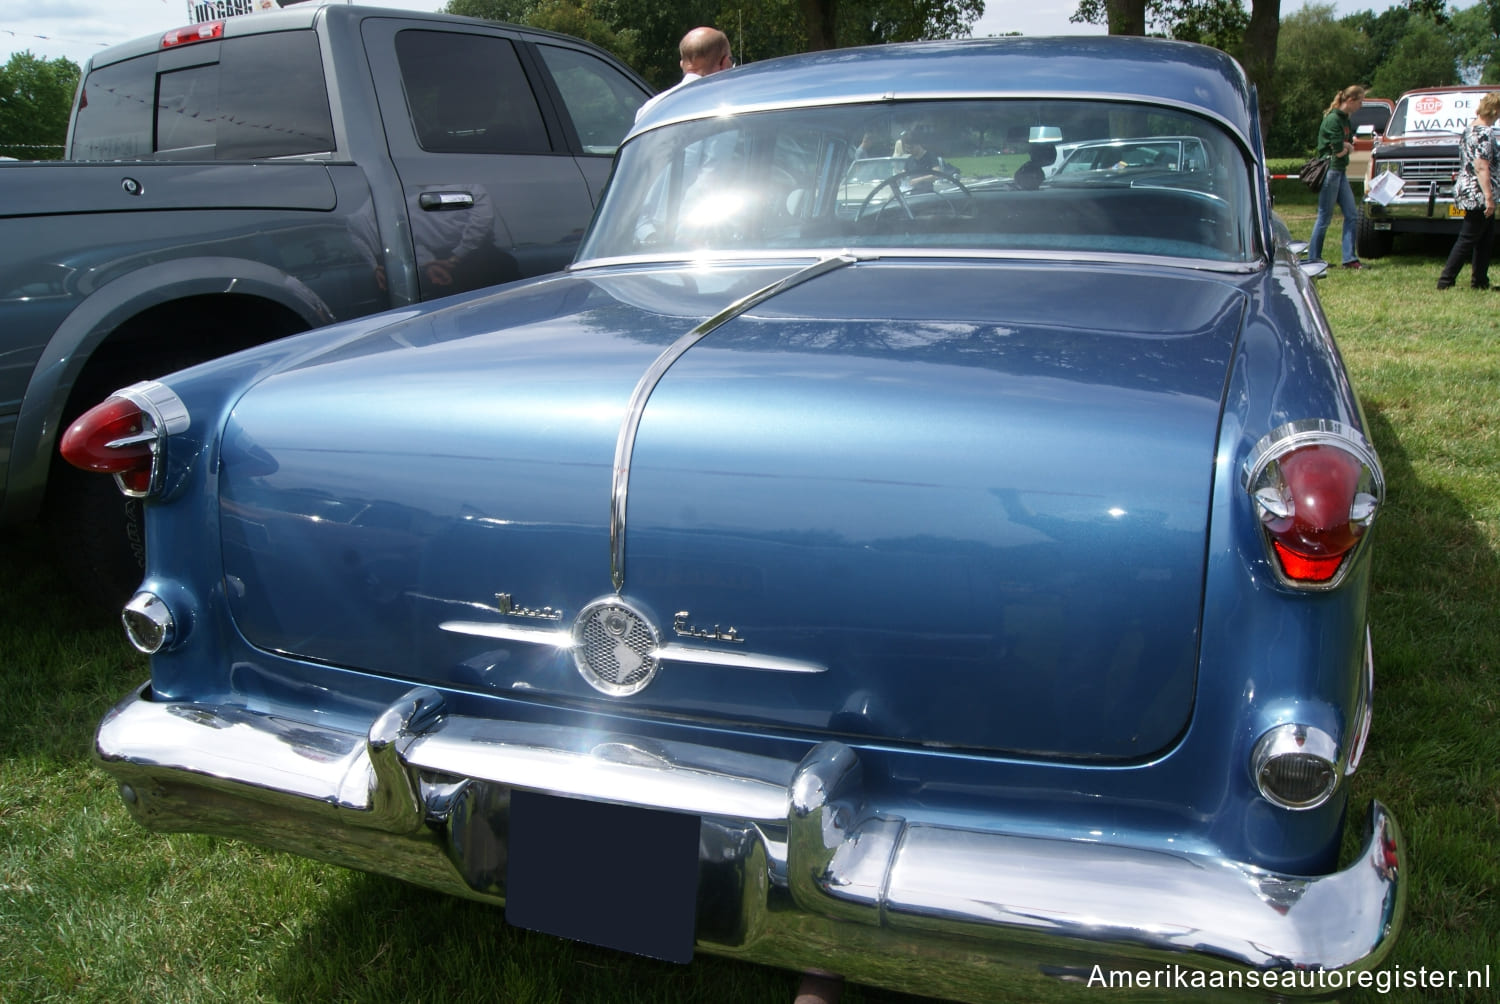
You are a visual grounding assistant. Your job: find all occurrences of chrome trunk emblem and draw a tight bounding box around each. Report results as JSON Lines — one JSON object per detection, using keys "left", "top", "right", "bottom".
{"left": 572, "top": 598, "right": 660, "bottom": 696}
{"left": 495, "top": 593, "right": 563, "bottom": 621}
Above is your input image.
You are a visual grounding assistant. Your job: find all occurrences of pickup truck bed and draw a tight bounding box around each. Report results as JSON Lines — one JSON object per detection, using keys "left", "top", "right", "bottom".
{"left": 0, "top": 4, "right": 650, "bottom": 605}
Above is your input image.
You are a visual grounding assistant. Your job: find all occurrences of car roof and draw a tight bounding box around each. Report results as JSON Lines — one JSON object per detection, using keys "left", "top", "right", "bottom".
{"left": 632, "top": 35, "right": 1254, "bottom": 146}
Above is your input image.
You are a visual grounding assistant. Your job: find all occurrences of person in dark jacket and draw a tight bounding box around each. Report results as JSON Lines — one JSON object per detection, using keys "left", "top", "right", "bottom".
{"left": 1309, "top": 85, "right": 1366, "bottom": 269}
{"left": 1437, "top": 91, "right": 1500, "bottom": 290}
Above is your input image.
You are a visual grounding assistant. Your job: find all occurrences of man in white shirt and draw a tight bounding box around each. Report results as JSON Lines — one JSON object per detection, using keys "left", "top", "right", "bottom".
{"left": 634, "top": 26, "right": 733, "bottom": 123}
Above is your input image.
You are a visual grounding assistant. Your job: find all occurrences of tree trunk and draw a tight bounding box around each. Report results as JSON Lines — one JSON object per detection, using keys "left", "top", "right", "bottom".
{"left": 1105, "top": 0, "right": 1146, "bottom": 36}
{"left": 1238, "top": 0, "right": 1282, "bottom": 144}
{"left": 800, "top": 0, "right": 839, "bottom": 50}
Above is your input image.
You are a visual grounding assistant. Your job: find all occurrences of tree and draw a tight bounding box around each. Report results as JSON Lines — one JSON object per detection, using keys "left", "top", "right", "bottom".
{"left": 1070, "top": 0, "right": 1281, "bottom": 140}
{"left": 1448, "top": 1, "right": 1500, "bottom": 83}
{"left": 443, "top": 0, "right": 985, "bottom": 86}
{"left": 444, "top": 1, "right": 646, "bottom": 76}
{"left": 1369, "top": 14, "right": 1459, "bottom": 97}
{"left": 1265, "top": 4, "right": 1369, "bottom": 156}
{"left": 0, "top": 52, "right": 81, "bottom": 161}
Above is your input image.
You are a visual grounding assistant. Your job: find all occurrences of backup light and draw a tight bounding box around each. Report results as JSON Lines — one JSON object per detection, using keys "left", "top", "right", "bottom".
{"left": 1245, "top": 421, "right": 1383, "bottom": 589}
{"left": 122, "top": 592, "right": 176, "bottom": 654}
{"left": 1252, "top": 724, "right": 1340, "bottom": 810}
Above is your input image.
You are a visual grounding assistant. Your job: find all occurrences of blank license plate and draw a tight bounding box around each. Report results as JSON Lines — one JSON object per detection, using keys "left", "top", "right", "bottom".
{"left": 506, "top": 789, "right": 700, "bottom": 962}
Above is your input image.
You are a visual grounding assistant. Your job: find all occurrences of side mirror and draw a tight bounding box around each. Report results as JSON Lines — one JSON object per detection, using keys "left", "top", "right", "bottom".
{"left": 1356, "top": 124, "right": 1376, "bottom": 138}
{"left": 1301, "top": 259, "right": 1330, "bottom": 280}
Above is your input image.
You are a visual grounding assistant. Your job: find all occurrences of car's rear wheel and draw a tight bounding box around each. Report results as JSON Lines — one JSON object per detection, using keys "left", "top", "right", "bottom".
{"left": 1356, "top": 207, "right": 1393, "bottom": 259}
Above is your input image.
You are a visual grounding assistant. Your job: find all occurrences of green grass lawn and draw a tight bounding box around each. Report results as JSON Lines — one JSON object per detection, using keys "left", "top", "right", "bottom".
{"left": 3, "top": 206, "right": 1497, "bottom": 1002}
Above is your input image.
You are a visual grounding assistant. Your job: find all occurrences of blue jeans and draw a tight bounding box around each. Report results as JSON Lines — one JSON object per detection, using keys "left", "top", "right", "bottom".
{"left": 1310, "top": 169, "right": 1358, "bottom": 264}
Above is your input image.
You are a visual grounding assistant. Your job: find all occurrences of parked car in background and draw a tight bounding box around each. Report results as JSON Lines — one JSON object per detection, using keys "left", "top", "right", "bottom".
{"left": 1050, "top": 135, "right": 1210, "bottom": 177}
{"left": 1346, "top": 96, "right": 1394, "bottom": 190}
{"left": 1359, "top": 86, "right": 1489, "bottom": 258}
{"left": 837, "top": 155, "right": 909, "bottom": 209}
{"left": 1352, "top": 96, "right": 1395, "bottom": 154}
{"left": 0, "top": 3, "right": 649, "bottom": 608}
{"left": 72, "top": 35, "right": 1403, "bottom": 1003}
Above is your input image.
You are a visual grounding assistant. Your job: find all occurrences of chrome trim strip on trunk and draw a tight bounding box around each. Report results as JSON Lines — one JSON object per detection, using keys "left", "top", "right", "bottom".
{"left": 609, "top": 254, "right": 861, "bottom": 591}
{"left": 437, "top": 619, "right": 827, "bottom": 675}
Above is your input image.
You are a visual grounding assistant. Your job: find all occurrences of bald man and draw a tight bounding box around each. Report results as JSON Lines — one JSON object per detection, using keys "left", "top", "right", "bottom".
{"left": 634, "top": 26, "right": 733, "bottom": 122}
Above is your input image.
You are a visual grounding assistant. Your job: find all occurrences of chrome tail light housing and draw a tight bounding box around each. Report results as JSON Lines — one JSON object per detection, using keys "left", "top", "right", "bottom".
{"left": 59, "top": 381, "right": 190, "bottom": 497}
{"left": 1243, "top": 420, "right": 1384, "bottom": 590}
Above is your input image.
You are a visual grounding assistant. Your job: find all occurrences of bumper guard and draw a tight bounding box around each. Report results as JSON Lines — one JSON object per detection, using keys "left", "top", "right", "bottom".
{"left": 97, "top": 683, "right": 1404, "bottom": 1001}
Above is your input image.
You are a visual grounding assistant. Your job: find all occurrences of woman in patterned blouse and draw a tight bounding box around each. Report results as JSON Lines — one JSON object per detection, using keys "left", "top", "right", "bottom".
{"left": 1437, "top": 91, "right": 1500, "bottom": 290}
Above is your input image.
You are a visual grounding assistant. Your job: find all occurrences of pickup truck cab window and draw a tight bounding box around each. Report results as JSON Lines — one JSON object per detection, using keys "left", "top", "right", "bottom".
{"left": 71, "top": 59, "right": 154, "bottom": 159}
{"left": 73, "top": 30, "right": 335, "bottom": 160}
{"left": 395, "top": 30, "right": 551, "bottom": 155}
{"left": 535, "top": 43, "right": 646, "bottom": 156}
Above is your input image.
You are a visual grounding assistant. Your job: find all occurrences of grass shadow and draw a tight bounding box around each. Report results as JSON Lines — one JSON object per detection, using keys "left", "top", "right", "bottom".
{"left": 0, "top": 527, "right": 147, "bottom": 764}
{"left": 1348, "top": 400, "right": 1500, "bottom": 988}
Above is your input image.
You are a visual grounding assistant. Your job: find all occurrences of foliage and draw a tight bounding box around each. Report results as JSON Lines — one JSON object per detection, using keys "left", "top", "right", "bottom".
{"left": 1266, "top": 5, "right": 1371, "bottom": 157}
{"left": 1071, "top": 0, "right": 1248, "bottom": 48}
{"left": 1369, "top": 14, "right": 1460, "bottom": 97}
{"left": 1448, "top": 1, "right": 1500, "bottom": 83}
{"left": 0, "top": 51, "right": 81, "bottom": 161}
{"left": 441, "top": 0, "right": 984, "bottom": 86}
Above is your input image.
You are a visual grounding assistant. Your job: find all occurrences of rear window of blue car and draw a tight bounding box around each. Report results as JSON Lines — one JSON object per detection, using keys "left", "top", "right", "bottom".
{"left": 579, "top": 99, "right": 1255, "bottom": 265}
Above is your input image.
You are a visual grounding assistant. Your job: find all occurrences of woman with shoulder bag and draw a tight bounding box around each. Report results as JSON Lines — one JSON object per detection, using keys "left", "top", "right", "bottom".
{"left": 1309, "top": 85, "right": 1366, "bottom": 269}
{"left": 1437, "top": 91, "right": 1500, "bottom": 290}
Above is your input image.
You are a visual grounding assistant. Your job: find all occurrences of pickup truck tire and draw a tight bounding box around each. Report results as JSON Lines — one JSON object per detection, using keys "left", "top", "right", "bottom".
{"left": 43, "top": 302, "right": 306, "bottom": 614}
{"left": 1356, "top": 207, "right": 1393, "bottom": 260}
{"left": 45, "top": 460, "right": 144, "bottom": 615}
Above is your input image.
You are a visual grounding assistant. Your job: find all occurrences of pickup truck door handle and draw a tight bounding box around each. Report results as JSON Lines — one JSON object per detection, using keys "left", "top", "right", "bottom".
{"left": 418, "top": 192, "right": 475, "bottom": 211}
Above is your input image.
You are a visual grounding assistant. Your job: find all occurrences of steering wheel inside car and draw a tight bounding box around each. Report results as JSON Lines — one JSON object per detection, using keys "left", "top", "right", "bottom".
{"left": 855, "top": 171, "right": 976, "bottom": 229}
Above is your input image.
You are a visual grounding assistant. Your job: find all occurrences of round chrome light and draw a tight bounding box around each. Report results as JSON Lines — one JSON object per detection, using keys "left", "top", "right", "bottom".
{"left": 122, "top": 591, "right": 175, "bottom": 654}
{"left": 572, "top": 598, "right": 660, "bottom": 696}
{"left": 1251, "top": 724, "right": 1340, "bottom": 810}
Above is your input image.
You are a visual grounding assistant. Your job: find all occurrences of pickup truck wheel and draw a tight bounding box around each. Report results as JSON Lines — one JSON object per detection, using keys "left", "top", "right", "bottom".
{"left": 1356, "top": 207, "right": 1393, "bottom": 259}
{"left": 46, "top": 458, "right": 144, "bottom": 615}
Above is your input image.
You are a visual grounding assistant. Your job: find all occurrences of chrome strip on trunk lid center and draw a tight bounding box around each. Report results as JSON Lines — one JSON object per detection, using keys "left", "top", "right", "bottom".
{"left": 609, "top": 254, "right": 862, "bottom": 591}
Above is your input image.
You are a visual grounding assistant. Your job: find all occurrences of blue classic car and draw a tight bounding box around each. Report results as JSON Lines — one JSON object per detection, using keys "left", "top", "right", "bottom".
{"left": 64, "top": 36, "right": 1402, "bottom": 1001}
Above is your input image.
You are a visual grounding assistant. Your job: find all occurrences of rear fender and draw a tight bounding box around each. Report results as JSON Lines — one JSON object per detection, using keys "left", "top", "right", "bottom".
{"left": 3, "top": 257, "right": 332, "bottom": 525}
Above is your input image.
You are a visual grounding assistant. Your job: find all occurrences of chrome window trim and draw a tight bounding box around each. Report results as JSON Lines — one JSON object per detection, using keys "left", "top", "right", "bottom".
{"left": 614, "top": 94, "right": 1267, "bottom": 269}
{"left": 633, "top": 91, "right": 1251, "bottom": 150}
{"left": 571, "top": 249, "right": 1264, "bottom": 275}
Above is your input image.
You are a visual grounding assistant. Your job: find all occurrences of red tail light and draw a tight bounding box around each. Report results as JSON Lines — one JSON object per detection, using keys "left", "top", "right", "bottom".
{"left": 60, "top": 397, "right": 156, "bottom": 491}
{"left": 1245, "top": 422, "right": 1383, "bottom": 589}
{"left": 58, "top": 381, "right": 189, "bottom": 497}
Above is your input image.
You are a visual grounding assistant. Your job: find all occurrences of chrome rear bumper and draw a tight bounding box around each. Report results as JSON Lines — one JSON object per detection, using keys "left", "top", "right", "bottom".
{"left": 97, "top": 683, "right": 1404, "bottom": 1001}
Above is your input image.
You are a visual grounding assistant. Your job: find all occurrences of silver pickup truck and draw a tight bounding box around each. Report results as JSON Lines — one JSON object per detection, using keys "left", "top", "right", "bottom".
{"left": 0, "top": 4, "right": 648, "bottom": 606}
{"left": 1358, "top": 86, "right": 1491, "bottom": 259}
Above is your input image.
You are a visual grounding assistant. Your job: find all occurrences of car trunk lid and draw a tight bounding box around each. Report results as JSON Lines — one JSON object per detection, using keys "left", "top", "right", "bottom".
{"left": 218, "top": 259, "right": 1243, "bottom": 760}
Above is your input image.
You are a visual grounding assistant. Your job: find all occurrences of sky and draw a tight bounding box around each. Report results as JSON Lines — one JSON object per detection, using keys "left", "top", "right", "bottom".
{"left": 4, "top": 0, "right": 1400, "bottom": 73}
